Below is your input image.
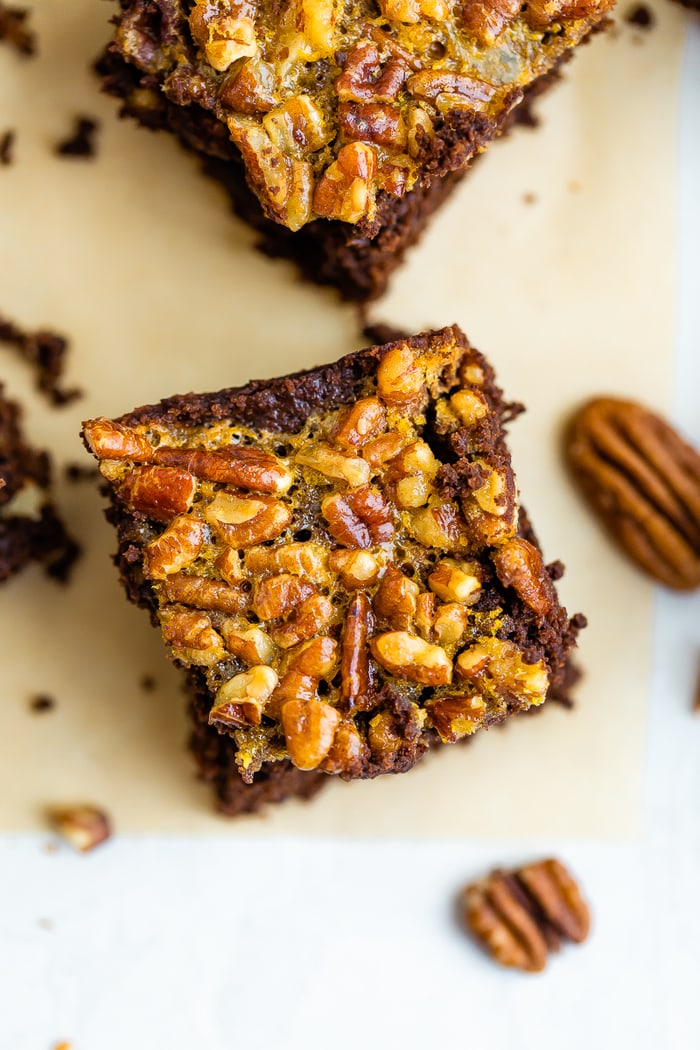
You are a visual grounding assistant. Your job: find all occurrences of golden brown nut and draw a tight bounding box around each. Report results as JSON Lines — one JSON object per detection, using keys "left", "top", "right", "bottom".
{"left": 117, "top": 466, "right": 196, "bottom": 523}
{"left": 461, "top": 858, "right": 591, "bottom": 972}
{"left": 282, "top": 698, "right": 341, "bottom": 769}
{"left": 47, "top": 805, "right": 112, "bottom": 853}
{"left": 144, "top": 515, "right": 205, "bottom": 580}
{"left": 566, "top": 397, "right": 700, "bottom": 590}
{"left": 370, "top": 631, "right": 452, "bottom": 685}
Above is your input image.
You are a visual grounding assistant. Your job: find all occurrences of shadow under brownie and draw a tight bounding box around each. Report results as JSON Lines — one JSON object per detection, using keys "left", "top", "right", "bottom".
{"left": 83, "top": 325, "right": 583, "bottom": 814}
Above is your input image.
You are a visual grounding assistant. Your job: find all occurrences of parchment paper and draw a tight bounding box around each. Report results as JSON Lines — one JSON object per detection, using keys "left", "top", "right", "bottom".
{"left": 0, "top": 0, "right": 687, "bottom": 836}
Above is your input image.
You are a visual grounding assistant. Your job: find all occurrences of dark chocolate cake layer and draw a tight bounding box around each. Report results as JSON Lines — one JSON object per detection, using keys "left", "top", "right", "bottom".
{"left": 84, "top": 326, "right": 583, "bottom": 814}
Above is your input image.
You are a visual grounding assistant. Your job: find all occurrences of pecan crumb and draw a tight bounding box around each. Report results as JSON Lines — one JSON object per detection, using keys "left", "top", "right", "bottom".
{"left": 30, "top": 693, "right": 56, "bottom": 713}
{"left": 460, "top": 857, "right": 591, "bottom": 972}
{"left": 625, "top": 2, "right": 655, "bottom": 27}
{"left": 1, "top": 129, "right": 15, "bottom": 166}
{"left": 48, "top": 804, "right": 112, "bottom": 853}
{"left": 0, "top": 312, "right": 81, "bottom": 406}
{"left": 0, "top": 3, "right": 35, "bottom": 56}
{"left": 54, "top": 115, "right": 100, "bottom": 159}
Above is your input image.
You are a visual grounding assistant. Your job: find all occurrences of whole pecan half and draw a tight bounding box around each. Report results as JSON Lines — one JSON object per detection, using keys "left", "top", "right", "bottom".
{"left": 461, "top": 858, "right": 590, "bottom": 972}
{"left": 566, "top": 397, "right": 700, "bottom": 590}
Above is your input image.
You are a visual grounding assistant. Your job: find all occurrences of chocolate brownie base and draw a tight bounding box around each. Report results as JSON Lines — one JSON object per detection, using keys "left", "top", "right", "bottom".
{"left": 0, "top": 388, "right": 80, "bottom": 582}
{"left": 97, "top": 48, "right": 570, "bottom": 301}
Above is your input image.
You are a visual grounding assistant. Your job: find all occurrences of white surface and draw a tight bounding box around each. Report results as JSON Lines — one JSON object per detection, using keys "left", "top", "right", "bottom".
{"left": 2, "top": 17, "right": 700, "bottom": 1050}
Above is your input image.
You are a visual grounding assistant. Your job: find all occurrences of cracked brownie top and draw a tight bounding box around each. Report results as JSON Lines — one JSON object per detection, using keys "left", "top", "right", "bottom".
{"left": 108, "top": 0, "right": 612, "bottom": 230}
{"left": 83, "top": 327, "right": 580, "bottom": 784}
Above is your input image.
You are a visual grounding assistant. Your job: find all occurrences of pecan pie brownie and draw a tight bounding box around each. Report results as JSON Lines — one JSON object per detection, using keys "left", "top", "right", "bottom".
{"left": 83, "top": 325, "right": 582, "bottom": 814}
{"left": 0, "top": 387, "right": 80, "bottom": 583}
{"left": 97, "top": 0, "right": 612, "bottom": 300}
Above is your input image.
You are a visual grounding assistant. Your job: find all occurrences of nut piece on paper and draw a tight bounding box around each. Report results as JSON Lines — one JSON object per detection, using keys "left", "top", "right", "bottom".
{"left": 47, "top": 805, "right": 112, "bottom": 853}
{"left": 566, "top": 397, "right": 700, "bottom": 590}
{"left": 460, "top": 858, "right": 591, "bottom": 972}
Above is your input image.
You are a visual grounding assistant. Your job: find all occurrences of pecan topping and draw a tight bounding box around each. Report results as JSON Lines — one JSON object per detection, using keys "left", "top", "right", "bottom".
{"left": 461, "top": 858, "right": 591, "bottom": 972}
{"left": 209, "top": 666, "right": 279, "bottom": 729}
{"left": 335, "top": 42, "right": 408, "bottom": 103}
{"left": 492, "top": 538, "right": 557, "bottom": 619}
{"left": 322, "top": 485, "right": 394, "bottom": 548}
{"left": 371, "top": 631, "right": 452, "bottom": 685}
{"left": 161, "top": 573, "right": 246, "bottom": 614}
{"left": 154, "top": 444, "right": 291, "bottom": 493}
{"left": 144, "top": 515, "right": 205, "bottom": 580}
{"left": 282, "top": 698, "right": 341, "bottom": 770}
{"left": 339, "top": 592, "right": 375, "bottom": 711}
{"left": 117, "top": 466, "right": 196, "bottom": 523}
{"left": 566, "top": 397, "right": 700, "bottom": 590}
{"left": 205, "top": 492, "right": 292, "bottom": 547}
{"left": 83, "top": 418, "right": 152, "bottom": 461}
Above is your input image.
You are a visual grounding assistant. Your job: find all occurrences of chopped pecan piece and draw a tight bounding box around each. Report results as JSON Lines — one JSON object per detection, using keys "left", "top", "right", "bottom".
{"left": 189, "top": 0, "right": 258, "bottom": 71}
{"left": 378, "top": 0, "right": 449, "bottom": 20}
{"left": 83, "top": 418, "right": 153, "bottom": 461}
{"left": 425, "top": 693, "right": 485, "bottom": 741}
{"left": 335, "top": 42, "right": 408, "bottom": 103}
{"left": 296, "top": 442, "right": 371, "bottom": 487}
{"left": 377, "top": 345, "right": 425, "bottom": 404}
{"left": 144, "top": 515, "right": 205, "bottom": 579}
{"left": 252, "top": 573, "right": 315, "bottom": 620}
{"left": 209, "top": 666, "right": 279, "bottom": 729}
{"left": 371, "top": 630, "right": 452, "bottom": 685}
{"left": 48, "top": 805, "right": 112, "bottom": 853}
{"left": 493, "top": 537, "right": 557, "bottom": 619}
{"left": 271, "top": 593, "right": 334, "bottom": 649}
{"left": 322, "top": 485, "right": 394, "bottom": 548}
{"left": 331, "top": 397, "right": 387, "bottom": 450}
{"left": 219, "top": 57, "right": 278, "bottom": 113}
{"left": 459, "top": 0, "right": 521, "bottom": 45}
{"left": 282, "top": 698, "right": 341, "bottom": 769}
{"left": 313, "top": 142, "right": 377, "bottom": 224}
{"left": 116, "top": 466, "right": 196, "bottom": 523}
{"left": 328, "top": 548, "right": 381, "bottom": 588}
{"left": 161, "top": 573, "right": 245, "bottom": 614}
{"left": 339, "top": 102, "right": 407, "bottom": 150}
{"left": 339, "top": 592, "right": 375, "bottom": 711}
{"left": 205, "top": 492, "right": 292, "bottom": 547}
{"left": 160, "top": 608, "right": 225, "bottom": 665}
{"left": 461, "top": 858, "right": 591, "bottom": 972}
{"left": 373, "top": 564, "right": 420, "bottom": 631}
{"left": 154, "top": 444, "right": 291, "bottom": 493}
{"left": 566, "top": 397, "right": 700, "bottom": 590}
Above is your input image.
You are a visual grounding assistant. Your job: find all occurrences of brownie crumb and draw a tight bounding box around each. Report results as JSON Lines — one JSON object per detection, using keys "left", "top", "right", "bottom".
{"left": 64, "top": 462, "right": 99, "bottom": 483}
{"left": 0, "top": 129, "right": 15, "bottom": 166}
{"left": 140, "top": 673, "right": 156, "bottom": 692}
{"left": 0, "top": 3, "right": 35, "bottom": 56}
{"left": 522, "top": 192, "right": 538, "bottom": 205}
{"left": 0, "top": 313, "right": 81, "bottom": 406}
{"left": 625, "top": 3, "right": 655, "bottom": 27}
{"left": 30, "top": 693, "right": 56, "bottom": 713}
{"left": 54, "top": 116, "right": 99, "bottom": 159}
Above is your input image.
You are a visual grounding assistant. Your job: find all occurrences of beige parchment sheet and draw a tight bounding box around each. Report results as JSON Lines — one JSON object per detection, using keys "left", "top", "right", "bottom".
{"left": 0, "top": 0, "right": 688, "bottom": 837}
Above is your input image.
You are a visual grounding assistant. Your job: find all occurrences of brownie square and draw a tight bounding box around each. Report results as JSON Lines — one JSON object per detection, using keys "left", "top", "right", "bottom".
{"left": 83, "top": 325, "right": 582, "bottom": 814}
{"left": 97, "top": 0, "right": 611, "bottom": 301}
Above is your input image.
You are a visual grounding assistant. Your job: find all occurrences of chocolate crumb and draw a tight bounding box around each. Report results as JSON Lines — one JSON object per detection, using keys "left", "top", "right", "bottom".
{"left": 64, "top": 462, "right": 99, "bottom": 483}
{"left": 0, "top": 129, "right": 15, "bottom": 166}
{"left": 30, "top": 693, "right": 56, "bottom": 713}
{"left": 522, "top": 192, "right": 537, "bottom": 205}
{"left": 0, "top": 313, "right": 81, "bottom": 406}
{"left": 625, "top": 3, "right": 655, "bottom": 27}
{"left": 140, "top": 673, "right": 156, "bottom": 692}
{"left": 0, "top": 3, "right": 35, "bottom": 56}
{"left": 54, "top": 116, "right": 99, "bottom": 159}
